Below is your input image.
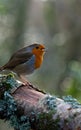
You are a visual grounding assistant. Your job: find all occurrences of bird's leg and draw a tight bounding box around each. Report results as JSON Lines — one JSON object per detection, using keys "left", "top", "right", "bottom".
{"left": 18, "top": 74, "right": 31, "bottom": 86}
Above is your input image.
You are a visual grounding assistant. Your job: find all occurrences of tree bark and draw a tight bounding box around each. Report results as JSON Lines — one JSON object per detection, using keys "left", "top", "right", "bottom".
{"left": 0, "top": 75, "right": 81, "bottom": 130}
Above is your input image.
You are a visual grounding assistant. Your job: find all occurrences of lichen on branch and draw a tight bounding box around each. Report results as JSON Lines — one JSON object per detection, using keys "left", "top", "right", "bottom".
{"left": 0, "top": 74, "right": 81, "bottom": 130}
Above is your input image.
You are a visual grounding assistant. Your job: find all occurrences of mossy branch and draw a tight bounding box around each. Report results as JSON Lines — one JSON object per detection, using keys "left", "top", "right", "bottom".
{"left": 0, "top": 74, "right": 81, "bottom": 130}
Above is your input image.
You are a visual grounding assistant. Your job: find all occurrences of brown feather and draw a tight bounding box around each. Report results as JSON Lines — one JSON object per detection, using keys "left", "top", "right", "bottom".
{"left": 0, "top": 44, "right": 39, "bottom": 70}
{"left": 2, "top": 52, "right": 33, "bottom": 70}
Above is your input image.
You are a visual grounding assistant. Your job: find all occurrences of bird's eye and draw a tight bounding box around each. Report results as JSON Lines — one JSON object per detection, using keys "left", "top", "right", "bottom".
{"left": 36, "top": 46, "right": 39, "bottom": 49}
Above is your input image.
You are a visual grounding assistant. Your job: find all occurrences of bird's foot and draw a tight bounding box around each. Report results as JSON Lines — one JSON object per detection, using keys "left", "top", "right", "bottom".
{"left": 18, "top": 75, "right": 32, "bottom": 88}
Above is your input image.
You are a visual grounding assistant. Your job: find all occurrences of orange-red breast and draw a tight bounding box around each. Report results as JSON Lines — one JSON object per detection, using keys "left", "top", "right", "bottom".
{"left": 0, "top": 43, "right": 46, "bottom": 84}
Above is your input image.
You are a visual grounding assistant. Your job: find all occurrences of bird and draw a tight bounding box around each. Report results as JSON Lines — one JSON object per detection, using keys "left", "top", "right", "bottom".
{"left": 0, "top": 43, "right": 46, "bottom": 85}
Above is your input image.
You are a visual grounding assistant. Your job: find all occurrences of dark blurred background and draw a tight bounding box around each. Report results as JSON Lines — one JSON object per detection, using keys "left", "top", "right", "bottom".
{"left": 0, "top": 0, "right": 81, "bottom": 129}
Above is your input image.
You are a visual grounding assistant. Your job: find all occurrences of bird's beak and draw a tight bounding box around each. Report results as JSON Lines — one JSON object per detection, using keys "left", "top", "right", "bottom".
{"left": 42, "top": 48, "right": 47, "bottom": 52}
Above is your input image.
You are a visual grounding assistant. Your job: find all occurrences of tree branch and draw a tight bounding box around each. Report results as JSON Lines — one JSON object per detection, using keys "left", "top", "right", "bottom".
{"left": 0, "top": 74, "right": 81, "bottom": 130}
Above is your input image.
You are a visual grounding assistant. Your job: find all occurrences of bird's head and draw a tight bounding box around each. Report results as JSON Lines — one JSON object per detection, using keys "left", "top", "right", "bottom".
{"left": 31, "top": 43, "right": 46, "bottom": 56}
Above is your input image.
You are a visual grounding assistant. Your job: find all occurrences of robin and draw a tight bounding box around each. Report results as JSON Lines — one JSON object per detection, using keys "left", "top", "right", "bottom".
{"left": 0, "top": 43, "right": 46, "bottom": 85}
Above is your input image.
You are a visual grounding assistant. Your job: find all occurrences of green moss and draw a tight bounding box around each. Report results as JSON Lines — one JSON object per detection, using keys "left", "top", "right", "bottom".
{"left": 36, "top": 111, "right": 60, "bottom": 130}
{"left": 63, "top": 95, "right": 81, "bottom": 108}
{"left": 3, "top": 74, "right": 18, "bottom": 90}
{"left": 0, "top": 74, "right": 18, "bottom": 97}
{"left": 10, "top": 115, "right": 30, "bottom": 130}
{"left": 39, "top": 95, "right": 57, "bottom": 111}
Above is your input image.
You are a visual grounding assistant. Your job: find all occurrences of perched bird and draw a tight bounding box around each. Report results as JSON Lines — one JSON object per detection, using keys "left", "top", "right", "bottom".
{"left": 0, "top": 43, "right": 46, "bottom": 85}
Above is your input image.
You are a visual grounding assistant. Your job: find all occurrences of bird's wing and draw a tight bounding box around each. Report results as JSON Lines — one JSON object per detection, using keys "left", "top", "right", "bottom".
{"left": 2, "top": 51, "right": 33, "bottom": 69}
